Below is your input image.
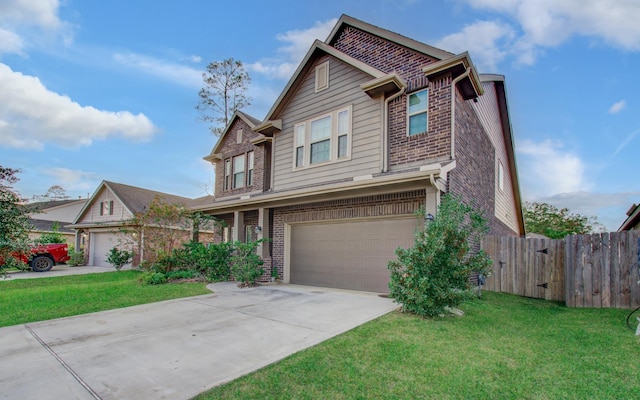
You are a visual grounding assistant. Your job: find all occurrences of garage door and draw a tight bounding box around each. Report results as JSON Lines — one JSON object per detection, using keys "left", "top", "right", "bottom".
{"left": 91, "top": 232, "right": 118, "bottom": 267}
{"left": 290, "top": 218, "right": 417, "bottom": 293}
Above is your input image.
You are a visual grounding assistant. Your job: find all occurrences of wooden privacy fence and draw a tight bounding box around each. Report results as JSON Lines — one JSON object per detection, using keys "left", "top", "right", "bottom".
{"left": 481, "top": 232, "right": 640, "bottom": 308}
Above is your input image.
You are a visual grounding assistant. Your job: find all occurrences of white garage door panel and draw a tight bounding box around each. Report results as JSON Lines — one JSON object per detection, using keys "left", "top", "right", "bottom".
{"left": 290, "top": 218, "right": 416, "bottom": 292}
{"left": 91, "top": 232, "right": 118, "bottom": 267}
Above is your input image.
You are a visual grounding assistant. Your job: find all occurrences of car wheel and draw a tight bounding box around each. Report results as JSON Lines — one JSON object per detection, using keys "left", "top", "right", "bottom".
{"left": 31, "top": 255, "right": 54, "bottom": 272}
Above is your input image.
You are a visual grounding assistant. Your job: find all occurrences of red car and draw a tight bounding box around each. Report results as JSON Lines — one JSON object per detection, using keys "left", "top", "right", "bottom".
{"left": 3, "top": 243, "right": 70, "bottom": 272}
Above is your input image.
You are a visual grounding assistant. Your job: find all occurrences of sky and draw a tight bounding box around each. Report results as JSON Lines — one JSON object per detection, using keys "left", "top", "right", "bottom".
{"left": 1, "top": 0, "right": 639, "bottom": 232}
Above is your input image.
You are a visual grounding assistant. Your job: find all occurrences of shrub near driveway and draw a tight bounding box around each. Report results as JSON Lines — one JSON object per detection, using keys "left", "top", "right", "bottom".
{"left": 195, "top": 292, "right": 640, "bottom": 400}
{"left": 0, "top": 271, "right": 210, "bottom": 327}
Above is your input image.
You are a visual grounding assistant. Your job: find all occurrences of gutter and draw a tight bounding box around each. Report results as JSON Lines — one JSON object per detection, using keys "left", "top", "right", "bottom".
{"left": 450, "top": 67, "right": 471, "bottom": 159}
{"left": 382, "top": 85, "right": 406, "bottom": 172}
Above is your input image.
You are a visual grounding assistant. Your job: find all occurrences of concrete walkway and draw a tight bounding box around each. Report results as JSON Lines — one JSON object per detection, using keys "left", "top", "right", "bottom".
{"left": 2, "top": 264, "right": 128, "bottom": 280}
{"left": 0, "top": 282, "right": 397, "bottom": 399}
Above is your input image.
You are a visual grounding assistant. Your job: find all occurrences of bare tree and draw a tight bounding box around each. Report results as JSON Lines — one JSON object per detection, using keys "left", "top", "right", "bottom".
{"left": 196, "top": 58, "right": 251, "bottom": 136}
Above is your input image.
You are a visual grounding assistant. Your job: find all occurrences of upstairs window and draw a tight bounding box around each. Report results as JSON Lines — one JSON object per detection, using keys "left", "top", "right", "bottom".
{"left": 247, "top": 151, "right": 254, "bottom": 186}
{"left": 408, "top": 89, "right": 428, "bottom": 136}
{"left": 293, "top": 105, "right": 352, "bottom": 169}
{"left": 232, "top": 154, "right": 245, "bottom": 189}
{"left": 315, "top": 61, "right": 329, "bottom": 92}
{"left": 224, "top": 159, "right": 231, "bottom": 190}
{"left": 310, "top": 116, "right": 331, "bottom": 164}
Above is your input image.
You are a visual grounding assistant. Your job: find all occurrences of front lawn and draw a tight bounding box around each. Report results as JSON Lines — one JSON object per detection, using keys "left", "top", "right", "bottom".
{"left": 195, "top": 292, "right": 640, "bottom": 399}
{"left": 0, "top": 270, "right": 211, "bottom": 327}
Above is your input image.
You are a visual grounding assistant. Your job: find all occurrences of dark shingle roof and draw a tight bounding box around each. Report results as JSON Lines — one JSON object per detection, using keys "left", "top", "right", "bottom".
{"left": 104, "top": 181, "right": 193, "bottom": 214}
{"left": 29, "top": 219, "right": 75, "bottom": 233}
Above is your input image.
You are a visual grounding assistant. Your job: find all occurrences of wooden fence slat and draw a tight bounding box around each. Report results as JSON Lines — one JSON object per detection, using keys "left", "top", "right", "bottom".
{"left": 602, "top": 233, "right": 611, "bottom": 308}
{"left": 481, "top": 232, "right": 639, "bottom": 308}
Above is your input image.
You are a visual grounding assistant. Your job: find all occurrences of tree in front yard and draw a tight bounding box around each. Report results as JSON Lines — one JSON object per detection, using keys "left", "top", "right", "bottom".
{"left": 388, "top": 194, "right": 492, "bottom": 318}
{"left": 0, "top": 165, "right": 32, "bottom": 272}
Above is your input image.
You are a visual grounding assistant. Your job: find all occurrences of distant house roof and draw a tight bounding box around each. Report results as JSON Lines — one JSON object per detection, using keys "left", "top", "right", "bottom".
{"left": 29, "top": 219, "right": 75, "bottom": 234}
{"left": 72, "top": 181, "right": 208, "bottom": 225}
{"left": 24, "top": 199, "right": 84, "bottom": 212}
{"left": 618, "top": 203, "right": 640, "bottom": 231}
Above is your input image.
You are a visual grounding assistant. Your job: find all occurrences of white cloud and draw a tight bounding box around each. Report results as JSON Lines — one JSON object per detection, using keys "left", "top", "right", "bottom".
{"left": 0, "top": 63, "right": 157, "bottom": 150}
{"left": 0, "top": 28, "right": 24, "bottom": 55}
{"left": 41, "top": 167, "right": 98, "bottom": 191}
{"left": 435, "top": 20, "right": 514, "bottom": 71}
{"left": 113, "top": 53, "right": 202, "bottom": 88}
{"left": 0, "top": 0, "right": 63, "bottom": 30}
{"left": 248, "top": 18, "right": 338, "bottom": 80}
{"left": 458, "top": 0, "right": 640, "bottom": 66}
{"left": 517, "top": 138, "right": 592, "bottom": 199}
{"left": 608, "top": 100, "right": 626, "bottom": 114}
{"left": 188, "top": 55, "right": 202, "bottom": 63}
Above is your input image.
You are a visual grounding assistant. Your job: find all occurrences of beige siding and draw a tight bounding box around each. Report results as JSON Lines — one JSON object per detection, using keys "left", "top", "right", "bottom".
{"left": 472, "top": 81, "right": 519, "bottom": 232}
{"left": 273, "top": 56, "right": 382, "bottom": 191}
{"left": 30, "top": 200, "right": 86, "bottom": 222}
{"left": 77, "top": 187, "right": 133, "bottom": 223}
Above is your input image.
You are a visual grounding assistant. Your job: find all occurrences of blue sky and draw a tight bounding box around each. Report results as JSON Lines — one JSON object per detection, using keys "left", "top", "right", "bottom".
{"left": 1, "top": 0, "right": 638, "bottom": 231}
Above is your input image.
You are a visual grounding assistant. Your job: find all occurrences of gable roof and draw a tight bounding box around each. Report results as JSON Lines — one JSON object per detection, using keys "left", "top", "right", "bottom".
{"left": 618, "top": 203, "right": 640, "bottom": 231}
{"left": 326, "top": 15, "right": 453, "bottom": 61}
{"left": 25, "top": 199, "right": 85, "bottom": 213}
{"left": 263, "top": 39, "right": 388, "bottom": 121}
{"left": 204, "top": 110, "right": 262, "bottom": 162}
{"left": 73, "top": 181, "right": 193, "bottom": 224}
{"left": 480, "top": 73, "right": 525, "bottom": 236}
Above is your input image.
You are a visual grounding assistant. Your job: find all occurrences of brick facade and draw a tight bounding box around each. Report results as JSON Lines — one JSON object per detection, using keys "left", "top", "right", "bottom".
{"left": 270, "top": 190, "right": 425, "bottom": 279}
{"left": 214, "top": 118, "right": 267, "bottom": 198}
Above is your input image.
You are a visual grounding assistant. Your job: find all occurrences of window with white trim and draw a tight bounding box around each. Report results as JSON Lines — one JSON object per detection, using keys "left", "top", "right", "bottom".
{"left": 224, "top": 159, "right": 231, "bottom": 190}
{"left": 247, "top": 151, "right": 254, "bottom": 186}
{"left": 99, "top": 200, "right": 114, "bottom": 216}
{"left": 293, "top": 105, "right": 352, "bottom": 168}
{"left": 498, "top": 162, "right": 504, "bottom": 191}
{"left": 408, "top": 89, "right": 428, "bottom": 136}
{"left": 315, "top": 61, "right": 329, "bottom": 92}
{"left": 232, "top": 154, "right": 245, "bottom": 189}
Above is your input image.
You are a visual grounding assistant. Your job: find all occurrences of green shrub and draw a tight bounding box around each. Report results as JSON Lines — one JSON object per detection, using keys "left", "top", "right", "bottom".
{"left": 106, "top": 247, "right": 132, "bottom": 271}
{"left": 165, "top": 269, "right": 198, "bottom": 280}
{"left": 231, "top": 240, "right": 265, "bottom": 287}
{"left": 388, "top": 195, "right": 492, "bottom": 317}
{"left": 141, "top": 271, "right": 168, "bottom": 285}
{"left": 66, "top": 250, "right": 85, "bottom": 266}
{"left": 33, "top": 222, "right": 66, "bottom": 244}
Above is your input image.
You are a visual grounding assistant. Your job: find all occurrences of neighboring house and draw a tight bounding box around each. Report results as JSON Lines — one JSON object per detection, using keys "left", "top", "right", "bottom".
{"left": 618, "top": 203, "right": 640, "bottom": 231}
{"left": 69, "top": 181, "right": 214, "bottom": 267}
{"left": 194, "top": 15, "right": 525, "bottom": 292}
{"left": 26, "top": 199, "right": 88, "bottom": 247}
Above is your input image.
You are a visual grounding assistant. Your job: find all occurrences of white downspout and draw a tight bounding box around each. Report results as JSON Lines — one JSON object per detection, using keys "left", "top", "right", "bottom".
{"left": 450, "top": 67, "right": 471, "bottom": 160}
{"left": 382, "top": 86, "right": 406, "bottom": 172}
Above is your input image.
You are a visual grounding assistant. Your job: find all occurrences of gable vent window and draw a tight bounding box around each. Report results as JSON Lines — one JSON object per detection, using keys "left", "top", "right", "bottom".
{"left": 237, "top": 129, "right": 243, "bottom": 144}
{"left": 293, "top": 105, "right": 352, "bottom": 169}
{"left": 408, "top": 89, "right": 428, "bottom": 136}
{"left": 315, "top": 61, "right": 329, "bottom": 92}
{"left": 99, "top": 200, "right": 114, "bottom": 216}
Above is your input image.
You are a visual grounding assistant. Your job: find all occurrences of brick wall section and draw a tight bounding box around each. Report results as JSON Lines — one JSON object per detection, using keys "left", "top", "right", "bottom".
{"left": 388, "top": 74, "right": 452, "bottom": 167}
{"left": 332, "top": 26, "right": 452, "bottom": 168}
{"left": 448, "top": 91, "right": 517, "bottom": 237}
{"left": 270, "top": 190, "right": 425, "bottom": 279}
{"left": 213, "top": 118, "right": 267, "bottom": 198}
{"left": 332, "top": 26, "right": 438, "bottom": 82}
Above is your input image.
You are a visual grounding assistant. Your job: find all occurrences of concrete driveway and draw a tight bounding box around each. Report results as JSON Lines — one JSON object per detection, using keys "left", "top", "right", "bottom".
{"left": 0, "top": 282, "right": 397, "bottom": 399}
{"left": 2, "top": 265, "right": 127, "bottom": 280}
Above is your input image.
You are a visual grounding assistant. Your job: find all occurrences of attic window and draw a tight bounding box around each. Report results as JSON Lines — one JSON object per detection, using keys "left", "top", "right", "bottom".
{"left": 315, "top": 61, "right": 329, "bottom": 92}
{"left": 99, "top": 200, "right": 114, "bottom": 216}
{"left": 237, "top": 129, "right": 243, "bottom": 144}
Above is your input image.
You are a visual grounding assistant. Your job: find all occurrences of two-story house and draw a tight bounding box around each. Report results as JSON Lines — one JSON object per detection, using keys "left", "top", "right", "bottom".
{"left": 195, "top": 15, "right": 525, "bottom": 292}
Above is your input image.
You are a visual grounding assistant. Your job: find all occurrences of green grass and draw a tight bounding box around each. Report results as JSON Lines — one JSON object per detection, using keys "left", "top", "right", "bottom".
{"left": 0, "top": 270, "right": 210, "bottom": 327}
{"left": 195, "top": 292, "right": 640, "bottom": 400}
